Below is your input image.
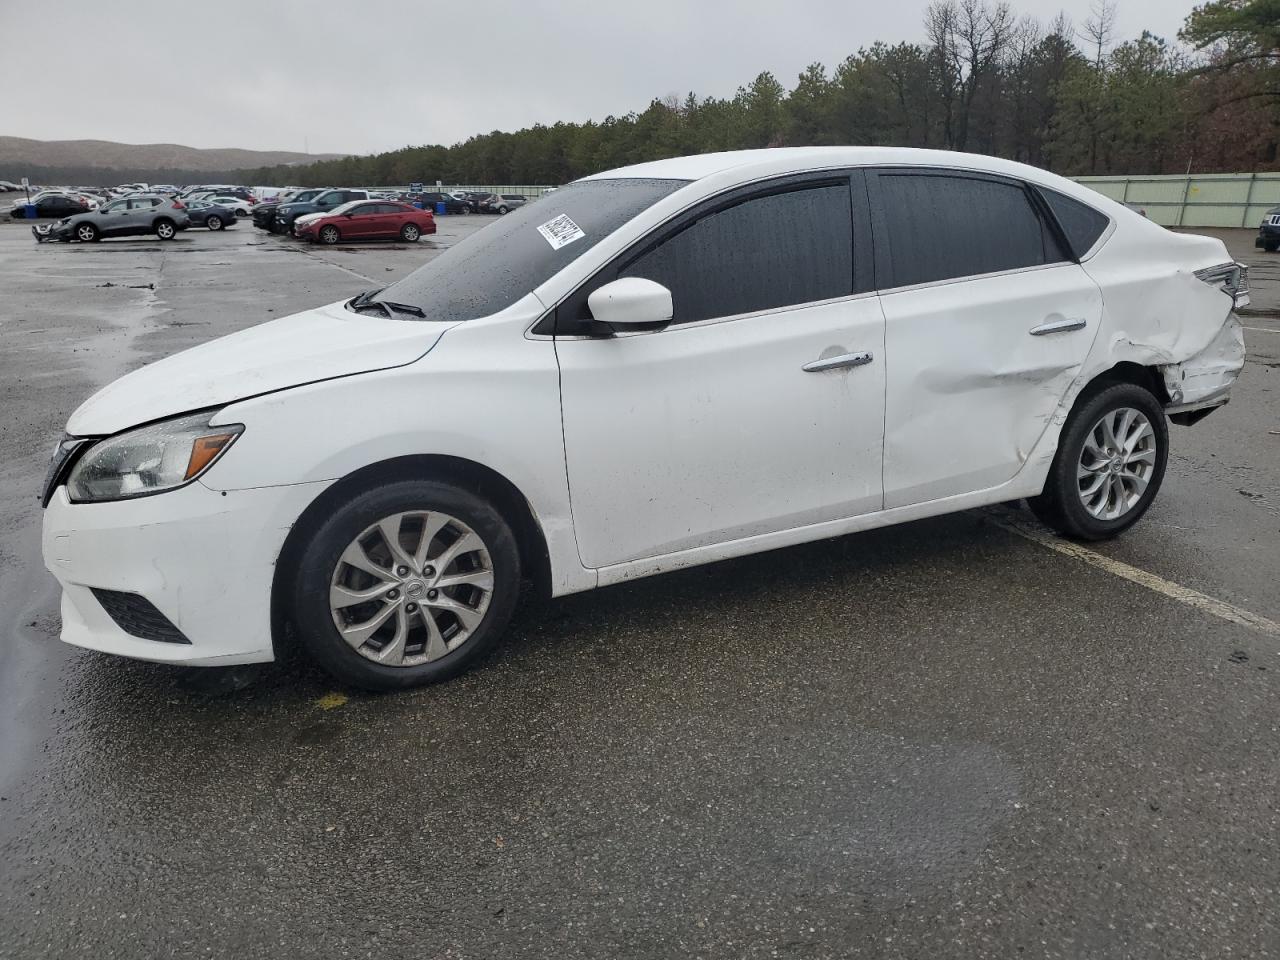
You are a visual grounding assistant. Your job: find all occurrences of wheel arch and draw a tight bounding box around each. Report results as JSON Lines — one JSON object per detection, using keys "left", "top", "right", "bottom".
{"left": 1076, "top": 360, "right": 1171, "bottom": 407}
{"left": 270, "top": 453, "right": 552, "bottom": 655}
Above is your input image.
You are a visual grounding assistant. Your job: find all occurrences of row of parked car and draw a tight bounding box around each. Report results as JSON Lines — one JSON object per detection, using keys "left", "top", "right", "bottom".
{"left": 11, "top": 179, "right": 539, "bottom": 245}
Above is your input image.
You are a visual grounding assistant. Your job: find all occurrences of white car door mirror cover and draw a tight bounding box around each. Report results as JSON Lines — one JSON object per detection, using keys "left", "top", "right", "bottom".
{"left": 587, "top": 277, "right": 674, "bottom": 327}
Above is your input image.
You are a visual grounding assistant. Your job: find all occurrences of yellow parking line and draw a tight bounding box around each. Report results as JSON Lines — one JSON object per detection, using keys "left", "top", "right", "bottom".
{"left": 986, "top": 508, "right": 1280, "bottom": 638}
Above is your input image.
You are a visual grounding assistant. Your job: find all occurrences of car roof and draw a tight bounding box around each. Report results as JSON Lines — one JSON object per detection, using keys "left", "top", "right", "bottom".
{"left": 580, "top": 146, "right": 1116, "bottom": 211}
{"left": 582, "top": 147, "right": 1063, "bottom": 187}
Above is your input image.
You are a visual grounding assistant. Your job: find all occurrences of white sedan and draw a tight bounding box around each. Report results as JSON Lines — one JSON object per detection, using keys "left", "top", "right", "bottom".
{"left": 202, "top": 195, "right": 251, "bottom": 217}
{"left": 42, "top": 147, "right": 1247, "bottom": 690}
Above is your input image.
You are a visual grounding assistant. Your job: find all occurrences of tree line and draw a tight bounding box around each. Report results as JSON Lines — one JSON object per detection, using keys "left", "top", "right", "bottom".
{"left": 13, "top": 1, "right": 1280, "bottom": 188}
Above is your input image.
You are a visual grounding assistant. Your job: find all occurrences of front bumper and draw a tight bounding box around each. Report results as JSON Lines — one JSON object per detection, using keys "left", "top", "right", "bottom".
{"left": 42, "top": 478, "right": 331, "bottom": 666}
{"left": 1255, "top": 224, "right": 1280, "bottom": 246}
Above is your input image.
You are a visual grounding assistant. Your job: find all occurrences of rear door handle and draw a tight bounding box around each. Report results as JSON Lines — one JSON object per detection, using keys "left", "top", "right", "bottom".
{"left": 1029, "top": 317, "right": 1087, "bottom": 336}
{"left": 802, "top": 351, "right": 873, "bottom": 373}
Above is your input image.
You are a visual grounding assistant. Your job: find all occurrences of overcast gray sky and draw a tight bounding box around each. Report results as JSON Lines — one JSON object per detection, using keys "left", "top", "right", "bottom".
{"left": 4, "top": 0, "right": 1196, "bottom": 156}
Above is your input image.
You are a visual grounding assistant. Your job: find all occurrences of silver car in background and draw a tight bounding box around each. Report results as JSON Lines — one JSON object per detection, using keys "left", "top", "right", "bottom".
{"left": 46, "top": 194, "right": 191, "bottom": 242}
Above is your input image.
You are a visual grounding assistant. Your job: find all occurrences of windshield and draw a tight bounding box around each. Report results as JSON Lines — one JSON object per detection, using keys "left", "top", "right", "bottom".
{"left": 372, "top": 178, "right": 685, "bottom": 323}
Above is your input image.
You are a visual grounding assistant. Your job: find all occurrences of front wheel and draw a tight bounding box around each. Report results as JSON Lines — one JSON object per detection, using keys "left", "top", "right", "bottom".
{"left": 289, "top": 480, "right": 521, "bottom": 690}
{"left": 1028, "top": 382, "right": 1169, "bottom": 541}
{"left": 318, "top": 225, "right": 340, "bottom": 245}
{"left": 75, "top": 222, "right": 99, "bottom": 242}
{"left": 154, "top": 218, "right": 176, "bottom": 240}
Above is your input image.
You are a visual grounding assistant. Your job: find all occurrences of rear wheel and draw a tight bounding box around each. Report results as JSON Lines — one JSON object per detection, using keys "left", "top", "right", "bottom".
{"left": 289, "top": 480, "right": 520, "bottom": 690}
{"left": 319, "top": 225, "right": 340, "bottom": 245}
{"left": 75, "top": 222, "right": 99, "bottom": 242}
{"left": 154, "top": 218, "right": 176, "bottom": 240}
{"left": 205, "top": 214, "right": 224, "bottom": 231}
{"left": 1028, "top": 382, "right": 1168, "bottom": 540}
{"left": 497, "top": 205, "right": 509, "bottom": 215}
{"left": 400, "top": 223, "right": 421, "bottom": 242}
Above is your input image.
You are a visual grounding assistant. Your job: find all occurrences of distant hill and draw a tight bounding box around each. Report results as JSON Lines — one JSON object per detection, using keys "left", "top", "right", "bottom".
{"left": 0, "top": 137, "right": 345, "bottom": 172}
{"left": 0, "top": 137, "right": 348, "bottom": 186}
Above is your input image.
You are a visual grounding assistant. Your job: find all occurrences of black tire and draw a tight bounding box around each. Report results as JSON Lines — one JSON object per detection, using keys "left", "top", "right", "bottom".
{"left": 289, "top": 480, "right": 521, "bottom": 690}
{"left": 154, "top": 218, "right": 176, "bottom": 240}
{"left": 74, "top": 222, "right": 99, "bottom": 243}
{"left": 1028, "top": 381, "right": 1169, "bottom": 541}
{"left": 461, "top": 204, "right": 472, "bottom": 215}
{"left": 497, "top": 205, "right": 508, "bottom": 215}
{"left": 319, "top": 225, "right": 340, "bottom": 245}
{"left": 1265, "top": 240, "right": 1278, "bottom": 253}
{"left": 206, "top": 214, "right": 224, "bottom": 231}
{"left": 236, "top": 208, "right": 248, "bottom": 218}
{"left": 400, "top": 223, "right": 421, "bottom": 242}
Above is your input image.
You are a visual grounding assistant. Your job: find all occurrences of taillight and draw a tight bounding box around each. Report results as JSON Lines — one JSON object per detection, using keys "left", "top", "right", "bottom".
{"left": 1195, "top": 262, "right": 1249, "bottom": 306}
{"left": 172, "top": 200, "right": 186, "bottom": 210}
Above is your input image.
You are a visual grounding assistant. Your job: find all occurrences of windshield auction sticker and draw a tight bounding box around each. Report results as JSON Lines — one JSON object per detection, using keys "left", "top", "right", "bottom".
{"left": 537, "top": 214, "right": 586, "bottom": 250}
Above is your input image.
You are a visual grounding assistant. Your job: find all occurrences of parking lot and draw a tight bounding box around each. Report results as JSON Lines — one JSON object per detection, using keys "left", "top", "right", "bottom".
{"left": 1, "top": 212, "right": 1279, "bottom": 958}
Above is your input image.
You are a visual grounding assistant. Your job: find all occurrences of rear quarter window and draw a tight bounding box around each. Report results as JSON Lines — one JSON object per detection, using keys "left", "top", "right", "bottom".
{"left": 1040, "top": 188, "right": 1111, "bottom": 258}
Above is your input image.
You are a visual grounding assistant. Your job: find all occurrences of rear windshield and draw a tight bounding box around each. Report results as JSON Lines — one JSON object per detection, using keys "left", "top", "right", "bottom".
{"left": 371, "top": 178, "right": 686, "bottom": 323}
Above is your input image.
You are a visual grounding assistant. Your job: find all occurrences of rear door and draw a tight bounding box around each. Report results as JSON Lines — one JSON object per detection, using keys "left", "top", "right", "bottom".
{"left": 126, "top": 197, "right": 161, "bottom": 234}
{"left": 556, "top": 174, "right": 886, "bottom": 569}
{"left": 866, "top": 168, "right": 1103, "bottom": 508}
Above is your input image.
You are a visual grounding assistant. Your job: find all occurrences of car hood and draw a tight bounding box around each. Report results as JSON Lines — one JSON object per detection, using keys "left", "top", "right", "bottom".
{"left": 67, "top": 301, "right": 456, "bottom": 436}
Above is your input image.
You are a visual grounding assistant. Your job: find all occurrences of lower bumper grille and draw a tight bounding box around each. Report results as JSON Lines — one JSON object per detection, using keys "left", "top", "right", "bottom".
{"left": 90, "top": 589, "right": 191, "bottom": 644}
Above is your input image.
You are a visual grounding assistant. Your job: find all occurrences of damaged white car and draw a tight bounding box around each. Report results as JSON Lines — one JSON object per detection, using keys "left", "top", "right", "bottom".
{"left": 42, "top": 148, "right": 1248, "bottom": 689}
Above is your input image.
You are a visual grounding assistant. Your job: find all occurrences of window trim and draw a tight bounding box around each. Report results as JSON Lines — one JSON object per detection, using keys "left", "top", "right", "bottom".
{"left": 864, "top": 166, "right": 1074, "bottom": 294}
{"left": 534, "top": 169, "right": 873, "bottom": 338}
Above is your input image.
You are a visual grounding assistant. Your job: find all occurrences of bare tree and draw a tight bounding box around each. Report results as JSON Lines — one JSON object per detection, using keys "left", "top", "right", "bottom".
{"left": 1079, "top": 0, "right": 1117, "bottom": 69}
{"left": 925, "top": 0, "right": 1016, "bottom": 150}
{"left": 1077, "top": 0, "right": 1117, "bottom": 172}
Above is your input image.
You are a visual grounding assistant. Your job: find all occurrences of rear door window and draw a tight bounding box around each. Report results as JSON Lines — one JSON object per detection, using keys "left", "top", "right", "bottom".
{"left": 618, "top": 182, "right": 854, "bottom": 325}
{"left": 873, "top": 171, "right": 1067, "bottom": 288}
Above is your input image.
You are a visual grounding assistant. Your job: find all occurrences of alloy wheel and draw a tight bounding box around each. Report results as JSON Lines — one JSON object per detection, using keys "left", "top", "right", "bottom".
{"left": 76, "top": 225, "right": 95, "bottom": 241}
{"left": 1076, "top": 407, "right": 1157, "bottom": 520}
{"left": 329, "top": 510, "right": 495, "bottom": 667}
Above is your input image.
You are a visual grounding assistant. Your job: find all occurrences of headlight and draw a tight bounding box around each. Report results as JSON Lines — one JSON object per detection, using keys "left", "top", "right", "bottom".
{"left": 67, "top": 411, "right": 243, "bottom": 503}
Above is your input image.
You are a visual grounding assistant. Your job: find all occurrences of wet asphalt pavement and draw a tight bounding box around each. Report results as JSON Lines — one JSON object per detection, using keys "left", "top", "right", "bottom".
{"left": 0, "top": 209, "right": 1278, "bottom": 959}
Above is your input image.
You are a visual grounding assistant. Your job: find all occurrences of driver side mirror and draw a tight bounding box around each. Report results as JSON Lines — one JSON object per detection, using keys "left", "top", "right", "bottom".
{"left": 587, "top": 277, "right": 673, "bottom": 330}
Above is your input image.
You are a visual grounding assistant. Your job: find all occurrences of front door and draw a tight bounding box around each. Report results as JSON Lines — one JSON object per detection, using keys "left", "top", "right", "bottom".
{"left": 866, "top": 168, "right": 1103, "bottom": 508}
{"left": 99, "top": 199, "right": 131, "bottom": 235}
{"left": 556, "top": 177, "right": 886, "bottom": 569}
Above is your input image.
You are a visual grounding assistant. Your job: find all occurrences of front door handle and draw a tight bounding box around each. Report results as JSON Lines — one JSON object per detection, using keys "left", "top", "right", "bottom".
{"left": 802, "top": 351, "right": 873, "bottom": 373}
{"left": 1029, "top": 317, "right": 1087, "bottom": 336}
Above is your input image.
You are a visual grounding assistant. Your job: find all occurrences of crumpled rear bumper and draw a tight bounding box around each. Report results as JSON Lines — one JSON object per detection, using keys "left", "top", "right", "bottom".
{"left": 1160, "top": 313, "right": 1246, "bottom": 422}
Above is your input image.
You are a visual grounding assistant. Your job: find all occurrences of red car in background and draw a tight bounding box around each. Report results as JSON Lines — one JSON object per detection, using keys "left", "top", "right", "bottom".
{"left": 294, "top": 200, "right": 436, "bottom": 244}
